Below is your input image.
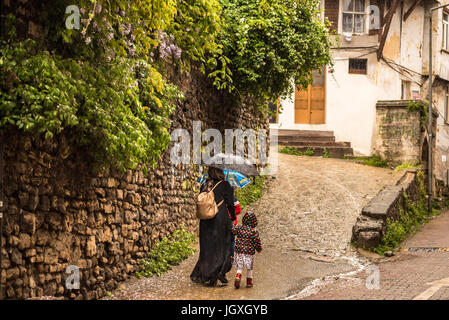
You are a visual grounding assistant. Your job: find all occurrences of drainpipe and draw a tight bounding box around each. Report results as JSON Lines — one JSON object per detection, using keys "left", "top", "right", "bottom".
{"left": 429, "top": 7, "right": 433, "bottom": 213}
{"left": 429, "top": 3, "right": 449, "bottom": 213}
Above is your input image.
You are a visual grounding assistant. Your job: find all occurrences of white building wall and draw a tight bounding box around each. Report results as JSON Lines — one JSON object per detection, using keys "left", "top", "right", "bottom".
{"left": 271, "top": 0, "right": 427, "bottom": 157}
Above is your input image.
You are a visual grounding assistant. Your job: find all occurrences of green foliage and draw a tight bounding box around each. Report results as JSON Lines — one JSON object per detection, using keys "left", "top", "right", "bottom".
{"left": 0, "top": 40, "right": 181, "bottom": 171}
{"left": 1, "top": 0, "right": 332, "bottom": 170}
{"left": 407, "top": 100, "right": 429, "bottom": 127}
{"left": 136, "top": 226, "right": 196, "bottom": 277}
{"left": 354, "top": 155, "right": 389, "bottom": 168}
{"left": 322, "top": 148, "right": 331, "bottom": 158}
{"left": 214, "top": 0, "right": 333, "bottom": 105}
{"left": 169, "top": 0, "right": 223, "bottom": 64}
{"left": 373, "top": 171, "right": 439, "bottom": 255}
{"left": 235, "top": 175, "right": 266, "bottom": 209}
{"left": 394, "top": 162, "right": 421, "bottom": 172}
{"left": 280, "top": 146, "right": 314, "bottom": 156}
{"left": 304, "top": 147, "right": 315, "bottom": 156}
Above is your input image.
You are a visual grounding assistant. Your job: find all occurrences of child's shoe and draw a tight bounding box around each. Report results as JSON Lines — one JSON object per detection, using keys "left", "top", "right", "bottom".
{"left": 246, "top": 278, "right": 253, "bottom": 288}
{"left": 234, "top": 273, "right": 242, "bottom": 289}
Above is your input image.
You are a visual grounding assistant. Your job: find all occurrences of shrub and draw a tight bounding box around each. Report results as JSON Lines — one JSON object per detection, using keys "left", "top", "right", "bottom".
{"left": 322, "top": 148, "right": 331, "bottom": 158}
{"left": 354, "top": 155, "right": 389, "bottom": 168}
{"left": 280, "top": 146, "right": 315, "bottom": 156}
{"left": 213, "top": 0, "right": 333, "bottom": 106}
{"left": 373, "top": 171, "right": 439, "bottom": 255}
{"left": 136, "top": 226, "right": 196, "bottom": 277}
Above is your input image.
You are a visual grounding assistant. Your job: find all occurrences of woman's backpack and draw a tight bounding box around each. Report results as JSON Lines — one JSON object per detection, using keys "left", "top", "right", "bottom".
{"left": 196, "top": 181, "right": 224, "bottom": 220}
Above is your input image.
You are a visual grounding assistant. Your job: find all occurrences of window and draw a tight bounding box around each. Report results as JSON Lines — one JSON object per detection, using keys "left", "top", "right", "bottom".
{"left": 443, "top": 11, "right": 449, "bottom": 51}
{"left": 343, "top": 0, "right": 365, "bottom": 34}
{"left": 348, "top": 58, "right": 367, "bottom": 74}
{"left": 401, "top": 80, "right": 411, "bottom": 99}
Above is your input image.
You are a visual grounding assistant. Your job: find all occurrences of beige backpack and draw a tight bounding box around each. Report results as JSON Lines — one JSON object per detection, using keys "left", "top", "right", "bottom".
{"left": 196, "top": 181, "right": 224, "bottom": 220}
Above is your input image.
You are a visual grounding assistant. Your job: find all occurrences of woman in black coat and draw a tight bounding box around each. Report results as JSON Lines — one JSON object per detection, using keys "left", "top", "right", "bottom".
{"left": 190, "top": 167, "right": 236, "bottom": 286}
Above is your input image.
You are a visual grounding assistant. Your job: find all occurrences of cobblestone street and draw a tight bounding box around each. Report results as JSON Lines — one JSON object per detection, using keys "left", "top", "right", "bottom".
{"left": 106, "top": 152, "right": 401, "bottom": 300}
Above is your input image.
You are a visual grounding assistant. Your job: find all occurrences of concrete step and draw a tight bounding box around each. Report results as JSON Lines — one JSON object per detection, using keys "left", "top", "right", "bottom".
{"left": 277, "top": 135, "right": 336, "bottom": 143}
{"left": 274, "top": 129, "right": 335, "bottom": 137}
{"left": 281, "top": 146, "right": 354, "bottom": 158}
{"left": 280, "top": 141, "right": 351, "bottom": 148}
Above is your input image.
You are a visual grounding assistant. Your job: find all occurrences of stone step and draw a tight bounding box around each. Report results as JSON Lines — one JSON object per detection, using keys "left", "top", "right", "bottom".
{"left": 281, "top": 145, "right": 354, "bottom": 158}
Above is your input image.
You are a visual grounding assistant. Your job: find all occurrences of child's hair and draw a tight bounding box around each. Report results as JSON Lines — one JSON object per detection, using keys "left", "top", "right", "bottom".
{"left": 242, "top": 212, "right": 258, "bottom": 228}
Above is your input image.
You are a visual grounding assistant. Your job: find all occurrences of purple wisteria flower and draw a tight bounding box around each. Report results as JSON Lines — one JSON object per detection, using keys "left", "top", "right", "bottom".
{"left": 173, "top": 47, "right": 182, "bottom": 60}
{"left": 106, "top": 33, "right": 114, "bottom": 41}
{"left": 156, "top": 31, "right": 182, "bottom": 60}
{"left": 95, "top": 3, "right": 102, "bottom": 14}
{"left": 124, "top": 23, "right": 131, "bottom": 35}
{"left": 85, "top": 37, "right": 91, "bottom": 44}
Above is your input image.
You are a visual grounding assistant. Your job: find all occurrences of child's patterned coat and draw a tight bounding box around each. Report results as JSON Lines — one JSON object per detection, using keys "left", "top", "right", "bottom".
{"left": 232, "top": 212, "right": 262, "bottom": 255}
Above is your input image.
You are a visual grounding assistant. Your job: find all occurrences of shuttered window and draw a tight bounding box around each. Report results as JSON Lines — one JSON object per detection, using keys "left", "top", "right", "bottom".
{"left": 324, "top": 0, "right": 340, "bottom": 32}
{"left": 443, "top": 11, "right": 449, "bottom": 51}
{"left": 445, "top": 86, "right": 449, "bottom": 124}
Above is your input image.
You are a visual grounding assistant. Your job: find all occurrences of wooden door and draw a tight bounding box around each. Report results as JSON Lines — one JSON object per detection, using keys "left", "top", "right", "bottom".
{"left": 294, "top": 68, "right": 326, "bottom": 124}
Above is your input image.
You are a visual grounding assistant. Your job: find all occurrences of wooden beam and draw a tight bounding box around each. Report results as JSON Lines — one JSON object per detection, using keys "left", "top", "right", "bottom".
{"left": 382, "top": 0, "right": 400, "bottom": 27}
{"left": 377, "top": 0, "right": 401, "bottom": 60}
{"left": 403, "top": 0, "right": 422, "bottom": 21}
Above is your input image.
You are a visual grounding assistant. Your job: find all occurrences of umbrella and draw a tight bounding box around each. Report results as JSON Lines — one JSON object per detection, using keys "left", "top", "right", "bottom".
{"left": 196, "top": 170, "right": 251, "bottom": 188}
{"left": 202, "top": 153, "right": 259, "bottom": 176}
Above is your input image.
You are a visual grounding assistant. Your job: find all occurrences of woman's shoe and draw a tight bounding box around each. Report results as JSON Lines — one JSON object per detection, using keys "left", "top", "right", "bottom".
{"left": 246, "top": 278, "right": 253, "bottom": 288}
{"left": 205, "top": 279, "right": 217, "bottom": 287}
{"left": 218, "top": 275, "right": 228, "bottom": 285}
{"left": 234, "top": 273, "right": 242, "bottom": 289}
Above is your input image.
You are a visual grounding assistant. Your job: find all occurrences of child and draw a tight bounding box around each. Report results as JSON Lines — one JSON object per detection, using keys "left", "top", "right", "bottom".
{"left": 232, "top": 212, "right": 262, "bottom": 289}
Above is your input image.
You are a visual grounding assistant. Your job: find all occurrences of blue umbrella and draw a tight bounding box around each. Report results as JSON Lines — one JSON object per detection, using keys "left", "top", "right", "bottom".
{"left": 196, "top": 170, "right": 251, "bottom": 188}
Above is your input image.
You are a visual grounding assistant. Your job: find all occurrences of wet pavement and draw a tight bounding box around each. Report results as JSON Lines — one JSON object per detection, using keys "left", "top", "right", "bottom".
{"left": 105, "top": 153, "right": 401, "bottom": 300}
{"left": 304, "top": 210, "right": 449, "bottom": 300}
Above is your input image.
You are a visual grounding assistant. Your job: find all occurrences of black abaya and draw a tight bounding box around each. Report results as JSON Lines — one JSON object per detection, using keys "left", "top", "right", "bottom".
{"left": 190, "top": 178, "right": 236, "bottom": 284}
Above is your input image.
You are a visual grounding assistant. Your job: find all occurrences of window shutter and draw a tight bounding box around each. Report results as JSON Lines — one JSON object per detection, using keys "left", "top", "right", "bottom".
{"left": 325, "top": 0, "right": 340, "bottom": 32}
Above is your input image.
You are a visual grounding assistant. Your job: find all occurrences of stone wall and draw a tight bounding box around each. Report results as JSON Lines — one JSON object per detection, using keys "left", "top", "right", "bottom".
{"left": 373, "top": 100, "right": 423, "bottom": 166}
{"left": 351, "top": 170, "right": 419, "bottom": 249}
{"left": 373, "top": 100, "right": 439, "bottom": 166}
{"left": 0, "top": 66, "right": 268, "bottom": 299}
